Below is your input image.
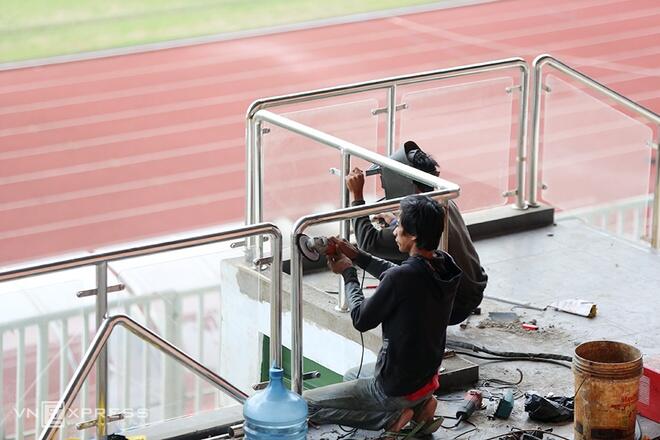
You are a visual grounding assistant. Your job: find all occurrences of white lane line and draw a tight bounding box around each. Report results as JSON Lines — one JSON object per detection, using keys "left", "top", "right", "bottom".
{"left": 0, "top": 190, "right": 245, "bottom": 240}
{"left": 0, "top": 160, "right": 244, "bottom": 211}
{"left": 0, "top": 140, "right": 236, "bottom": 185}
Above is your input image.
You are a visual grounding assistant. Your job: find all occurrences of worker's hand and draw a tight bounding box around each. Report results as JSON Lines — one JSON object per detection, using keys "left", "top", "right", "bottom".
{"left": 345, "top": 167, "right": 365, "bottom": 201}
{"left": 373, "top": 212, "right": 397, "bottom": 227}
{"left": 328, "top": 237, "right": 359, "bottom": 260}
{"left": 327, "top": 251, "right": 353, "bottom": 274}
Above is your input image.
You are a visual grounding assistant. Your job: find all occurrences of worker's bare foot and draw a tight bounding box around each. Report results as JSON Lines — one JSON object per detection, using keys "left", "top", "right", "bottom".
{"left": 414, "top": 397, "right": 437, "bottom": 424}
{"left": 382, "top": 408, "right": 414, "bottom": 439}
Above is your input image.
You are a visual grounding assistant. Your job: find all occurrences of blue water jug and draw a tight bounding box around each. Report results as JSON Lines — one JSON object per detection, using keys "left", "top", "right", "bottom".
{"left": 243, "top": 366, "right": 308, "bottom": 439}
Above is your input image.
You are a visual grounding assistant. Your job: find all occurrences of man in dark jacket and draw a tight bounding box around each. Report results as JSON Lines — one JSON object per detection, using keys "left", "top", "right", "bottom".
{"left": 304, "top": 195, "right": 462, "bottom": 437}
{"left": 348, "top": 141, "right": 487, "bottom": 325}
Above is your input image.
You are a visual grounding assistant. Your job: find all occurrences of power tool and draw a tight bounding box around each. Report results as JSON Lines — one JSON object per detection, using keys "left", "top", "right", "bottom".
{"left": 446, "top": 390, "right": 483, "bottom": 428}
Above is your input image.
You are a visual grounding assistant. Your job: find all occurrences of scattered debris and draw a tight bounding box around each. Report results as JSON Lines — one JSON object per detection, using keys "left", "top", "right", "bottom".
{"left": 485, "top": 295, "right": 598, "bottom": 318}
{"left": 524, "top": 393, "right": 574, "bottom": 422}
{"left": 489, "top": 311, "right": 519, "bottom": 321}
{"left": 547, "top": 299, "right": 597, "bottom": 318}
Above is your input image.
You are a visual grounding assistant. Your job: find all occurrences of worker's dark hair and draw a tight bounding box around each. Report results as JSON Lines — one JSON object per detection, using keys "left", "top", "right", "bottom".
{"left": 399, "top": 194, "right": 445, "bottom": 250}
{"left": 405, "top": 141, "right": 440, "bottom": 193}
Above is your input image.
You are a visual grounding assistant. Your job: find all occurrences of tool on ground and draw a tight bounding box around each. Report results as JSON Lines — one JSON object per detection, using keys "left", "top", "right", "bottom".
{"left": 494, "top": 389, "right": 515, "bottom": 419}
{"left": 443, "top": 389, "right": 483, "bottom": 428}
{"left": 457, "top": 390, "right": 483, "bottom": 421}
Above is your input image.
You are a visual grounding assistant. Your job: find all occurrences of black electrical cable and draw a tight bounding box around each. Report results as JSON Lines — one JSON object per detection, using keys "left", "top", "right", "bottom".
{"left": 336, "top": 269, "right": 367, "bottom": 439}
{"left": 480, "top": 429, "right": 572, "bottom": 440}
{"left": 446, "top": 340, "right": 572, "bottom": 362}
{"left": 452, "top": 350, "right": 572, "bottom": 369}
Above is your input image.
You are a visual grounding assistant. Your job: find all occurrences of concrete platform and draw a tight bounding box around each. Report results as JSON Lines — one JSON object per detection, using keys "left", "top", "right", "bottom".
{"left": 308, "top": 218, "right": 660, "bottom": 439}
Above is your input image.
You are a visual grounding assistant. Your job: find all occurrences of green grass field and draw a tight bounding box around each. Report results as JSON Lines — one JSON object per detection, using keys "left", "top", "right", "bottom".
{"left": 0, "top": 0, "right": 437, "bottom": 63}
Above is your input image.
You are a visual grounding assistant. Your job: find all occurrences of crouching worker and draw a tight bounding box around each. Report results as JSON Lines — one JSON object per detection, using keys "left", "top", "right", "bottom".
{"left": 303, "top": 194, "right": 462, "bottom": 438}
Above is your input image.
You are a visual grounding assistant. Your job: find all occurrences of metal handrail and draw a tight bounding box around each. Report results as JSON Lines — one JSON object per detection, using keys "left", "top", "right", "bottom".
{"left": 289, "top": 189, "right": 459, "bottom": 394}
{"left": 1, "top": 223, "right": 282, "bottom": 439}
{"left": 252, "top": 110, "right": 461, "bottom": 312}
{"left": 253, "top": 110, "right": 461, "bottom": 193}
{"left": 246, "top": 57, "right": 531, "bottom": 228}
{"left": 528, "top": 54, "right": 660, "bottom": 248}
{"left": 40, "top": 314, "right": 249, "bottom": 440}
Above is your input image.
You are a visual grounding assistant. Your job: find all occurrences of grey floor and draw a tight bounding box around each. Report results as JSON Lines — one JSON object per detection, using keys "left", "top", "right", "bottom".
{"left": 309, "top": 218, "right": 660, "bottom": 439}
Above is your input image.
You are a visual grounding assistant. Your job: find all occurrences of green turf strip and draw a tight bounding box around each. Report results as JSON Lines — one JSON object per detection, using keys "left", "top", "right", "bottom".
{"left": 0, "top": 0, "right": 437, "bottom": 63}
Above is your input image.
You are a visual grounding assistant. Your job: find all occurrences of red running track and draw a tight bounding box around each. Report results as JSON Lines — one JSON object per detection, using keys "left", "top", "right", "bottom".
{"left": 1, "top": 0, "right": 659, "bottom": 267}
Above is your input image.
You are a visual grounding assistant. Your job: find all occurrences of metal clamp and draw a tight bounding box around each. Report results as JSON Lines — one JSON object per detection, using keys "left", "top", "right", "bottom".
{"left": 76, "top": 284, "right": 124, "bottom": 298}
{"left": 501, "top": 189, "right": 518, "bottom": 198}
{"left": 253, "top": 256, "right": 274, "bottom": 270}
{"left": 371, "top": 103, "right": 407, "bottom": 116}
{"left": 76, "top": 412, "right": 124, "bottom": 430}
{"left": 329, "top": 167, "right": 381, "bottom": 177}
{"left": 231, "top": 237, "right": 269, "bottom": 248}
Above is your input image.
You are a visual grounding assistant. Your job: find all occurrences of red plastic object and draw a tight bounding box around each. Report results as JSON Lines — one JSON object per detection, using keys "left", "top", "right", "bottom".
{"left": 522, "top": 323, "right": 538, "bottom": 331}
{"left": 638, "top": 356, "right": 660, "bottom": 422}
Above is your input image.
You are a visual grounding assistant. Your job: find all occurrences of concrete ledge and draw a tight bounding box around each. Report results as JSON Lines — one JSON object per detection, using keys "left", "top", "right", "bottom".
{"left": 120, "top": 404, "right": 243, "bottom": 438}
{"left": 464, "top": 204, "right": 555, "bottom": 241}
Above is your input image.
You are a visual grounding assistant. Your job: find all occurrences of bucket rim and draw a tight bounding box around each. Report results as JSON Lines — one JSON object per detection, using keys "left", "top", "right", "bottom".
{"left": 573, "top": 340, "right": 642, "bottom": 366}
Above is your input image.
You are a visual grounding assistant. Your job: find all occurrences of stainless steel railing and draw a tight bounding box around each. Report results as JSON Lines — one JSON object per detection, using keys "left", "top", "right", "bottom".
{"left": 528, "top": 54, "right": 660, "bottom": 248}
{"left": 245, "top": 56, "right": 531, "bottom": 232}
{"left": 289, "top": 189, "right": 459, "bottom": 394}
{"left": 40, "top": 314, "right": 249, "bottom": 440}
{"left": 0, "top": 222, "right": 282, "bottom": 440}
{"left": 252, "top": 110, "right": 461, "bottom": 312}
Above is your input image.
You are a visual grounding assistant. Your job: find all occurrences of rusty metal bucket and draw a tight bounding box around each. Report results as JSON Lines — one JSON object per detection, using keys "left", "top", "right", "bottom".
{"left": 573, "top": 340, "right": 643, "bottom": 440}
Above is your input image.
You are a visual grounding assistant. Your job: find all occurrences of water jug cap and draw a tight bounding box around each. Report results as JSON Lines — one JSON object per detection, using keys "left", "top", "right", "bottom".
{"left": 269, "top": 366, "right": 284, "bottom": 380}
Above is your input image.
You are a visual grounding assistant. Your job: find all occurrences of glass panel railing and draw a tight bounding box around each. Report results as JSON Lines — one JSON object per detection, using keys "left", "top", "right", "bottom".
{"left": 92, "top": 238, "right": 268, "bottom": 433}
{"left": 0, "top": 267, "right": 97, "bottom": 440}
{"left": 261, "top": 95, "right": 383, "bottom": 254}
{"left": 539, "top": 74, "right": 655, "bottom": 244}
{"left": 2, "top": 223, "right": 283, "bottom": 439}
{"left": 398, "top": 76, "right": 516, "bottom": 212}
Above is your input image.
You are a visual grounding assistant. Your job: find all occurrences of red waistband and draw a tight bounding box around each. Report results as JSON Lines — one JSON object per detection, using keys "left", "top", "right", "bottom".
{"left": 405, "top": 374, "right": 439, "bottom": 401}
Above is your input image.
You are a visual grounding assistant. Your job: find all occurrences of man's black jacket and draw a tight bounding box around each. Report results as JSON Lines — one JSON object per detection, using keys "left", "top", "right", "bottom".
{"left": 352, "top": 199, "right": 487, "bottom": 324}
{"left": 342, "top": 250, "right": 462, "bottom": 397}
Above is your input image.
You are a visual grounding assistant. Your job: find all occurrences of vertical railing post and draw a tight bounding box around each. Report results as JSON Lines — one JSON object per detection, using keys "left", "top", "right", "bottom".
{"left": 142, "top": 303, "right": 151, "bottom": 421}
{"left": 386, "top": 85, "right": 397, "bottom": 156}
{"left": 81, "top": 312, "right": 90, "bottom": 440}
{"left": 254, "top": 121, "right": 264, "bottom": 225}
{"left": 36, "top": 323, "right": 49, "bottom": 431}
{"left": 122, "top": 304, "right": 131, "bottom": 418}
{"left": 336, "top": 152, "right": 351, "bottom": 312}
{"left": 652, "top": 130, "right": 660, "bottom": 249}
{"left": 528, "top": 61, "right": 544, "bottom": 208}
{"left": 252, "top": 120, "right": 265, "bottom": 261}
{"left": 162, "top": 295, "right": 183, "bottom": 418}
{"left": 514, "top": 66, "right": 530, "bottom": 210}
{"left": 194, "top": 295, "right": 204, "bottom": 412}
{"left": 290, "top": 233, "right": 304, "bottom": 394}
{"left": 59, "top": 320, "right": 68, "bottom": 440}
{"left": 0, "top": 331, "right": 4, "bottom": 440}
{"left": 269, "top": 232, "right": 283, "bottom": 368}
{"left": 95, "top": 262, "right": 109, "bottom": 439}
{"left": 442, "top": 199, "right": 450, "bottom": 252}
{"left": 246, "top": 117, "right": 254, "bottom": 227}
{"left": 15, "top": 327, "right": 25, "bottom": 440}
